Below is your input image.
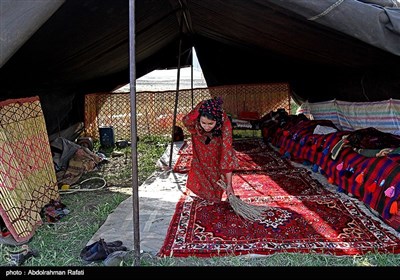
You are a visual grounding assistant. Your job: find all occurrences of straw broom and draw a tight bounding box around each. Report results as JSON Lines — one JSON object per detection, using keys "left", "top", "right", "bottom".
{"left": 216, "top": 177, "right": 268, "bottom": 222}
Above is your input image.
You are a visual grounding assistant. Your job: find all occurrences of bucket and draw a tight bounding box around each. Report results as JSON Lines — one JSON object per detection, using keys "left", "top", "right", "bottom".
{"left": 99, "top": 126, "right": 115, "bottom": 147}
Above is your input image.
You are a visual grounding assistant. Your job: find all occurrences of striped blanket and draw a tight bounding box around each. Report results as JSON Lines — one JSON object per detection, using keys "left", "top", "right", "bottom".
{"left": 297, "top": 99, "right": 400, "bottom": 135}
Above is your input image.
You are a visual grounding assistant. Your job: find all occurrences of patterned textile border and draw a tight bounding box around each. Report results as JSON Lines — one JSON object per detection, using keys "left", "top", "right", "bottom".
{"left": 0, "top": 97, "right": 59, "bottom": 242}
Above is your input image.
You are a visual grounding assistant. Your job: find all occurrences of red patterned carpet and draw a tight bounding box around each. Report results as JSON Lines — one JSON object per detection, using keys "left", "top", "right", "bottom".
{"left": 158, "top": 139, "right": 400, "bottom": 257}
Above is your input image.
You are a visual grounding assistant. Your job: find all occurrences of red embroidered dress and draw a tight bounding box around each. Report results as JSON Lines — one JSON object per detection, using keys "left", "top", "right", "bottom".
{"left": 183, "top": 102, "right": 238, "bottom": 202}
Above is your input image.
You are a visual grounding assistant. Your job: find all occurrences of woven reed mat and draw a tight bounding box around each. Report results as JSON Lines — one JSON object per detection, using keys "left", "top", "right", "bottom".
{"left": 0, "top": 97, "right": 59, "bottom": 243}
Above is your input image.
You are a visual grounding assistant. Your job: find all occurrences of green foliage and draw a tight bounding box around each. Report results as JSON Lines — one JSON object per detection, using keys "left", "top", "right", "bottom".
{"left": 137, "top": 135, "right": 169, "bottom": 184}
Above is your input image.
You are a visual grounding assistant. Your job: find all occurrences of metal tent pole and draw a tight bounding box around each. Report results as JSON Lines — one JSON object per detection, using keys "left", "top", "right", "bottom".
{"left": 128, "top": 0, "right": 141, "bottom": 266}
{"left": 168, "top": 10, "right": 184, "bottom": 168}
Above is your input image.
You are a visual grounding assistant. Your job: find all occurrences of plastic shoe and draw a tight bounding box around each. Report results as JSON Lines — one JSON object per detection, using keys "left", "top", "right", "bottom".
{"left": 103, "top": 250, "right": 129, "bottom": 266}
{"left": 7, "top": 246, "right": 39, "bottom": 266}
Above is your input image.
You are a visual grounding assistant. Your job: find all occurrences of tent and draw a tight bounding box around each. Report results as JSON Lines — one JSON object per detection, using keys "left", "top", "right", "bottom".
{"left": 1, "top": 0, "right": 400, "bottom": 135}
{"left": 1, "top": 0, "right": 400, "bottom": 264}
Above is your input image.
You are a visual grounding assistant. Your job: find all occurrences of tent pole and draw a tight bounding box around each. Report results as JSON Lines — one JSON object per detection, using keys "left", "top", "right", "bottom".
{"left": 168, "top": 11, "right": 184, "bottom": 168}
{"left": 191, "top": 48, "right": 194, "bottom": 108}
{"left": 129, "top": 0, "right": 141, "bottom": 266}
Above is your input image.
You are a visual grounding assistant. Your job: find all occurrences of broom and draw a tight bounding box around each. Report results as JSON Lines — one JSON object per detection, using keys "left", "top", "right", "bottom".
{"left": 216, "top": 177, "right": 269, "bottom": 222}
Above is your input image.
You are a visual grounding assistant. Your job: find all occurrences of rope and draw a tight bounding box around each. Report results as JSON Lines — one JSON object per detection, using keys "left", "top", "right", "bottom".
{"left": 308, "top": 0, "right": 344, "bottom": 21}
{"left": 59, "top": 177, "right": 107, "bottom": 194}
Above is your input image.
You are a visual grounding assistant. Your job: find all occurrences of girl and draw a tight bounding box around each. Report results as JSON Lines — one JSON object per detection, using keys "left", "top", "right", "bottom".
{"left": 182, "top": 97, "right": 238, "bottom": 202}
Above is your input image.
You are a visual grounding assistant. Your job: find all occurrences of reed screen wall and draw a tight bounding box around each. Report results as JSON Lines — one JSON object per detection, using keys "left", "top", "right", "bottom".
{"left": 84, "top": 83, "right": 290, "bottom": 140}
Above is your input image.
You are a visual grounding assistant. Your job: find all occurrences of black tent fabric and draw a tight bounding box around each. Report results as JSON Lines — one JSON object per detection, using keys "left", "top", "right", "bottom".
{"left": 1, "top": 0, "right": 400, "bottom": 134}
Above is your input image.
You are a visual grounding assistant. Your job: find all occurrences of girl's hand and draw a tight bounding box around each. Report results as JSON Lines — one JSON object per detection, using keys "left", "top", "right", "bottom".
{"left": 216, "top": 175, "right": 235, "bottom": 197}
{"left": 225, "top": 185, "right": 234, "bottom": 197}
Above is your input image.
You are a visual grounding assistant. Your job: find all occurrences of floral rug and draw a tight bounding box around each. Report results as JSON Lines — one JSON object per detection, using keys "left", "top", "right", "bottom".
{"left": 158, "top": 171, "right": 400, "bottom": 257}
{"left": 160, "top": 140, "right": 400, "bottom": 257}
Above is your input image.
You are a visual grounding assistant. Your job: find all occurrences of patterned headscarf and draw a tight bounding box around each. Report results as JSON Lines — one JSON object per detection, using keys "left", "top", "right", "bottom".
{"left": 198, "top": 96, "right": 224, "bottom": 137}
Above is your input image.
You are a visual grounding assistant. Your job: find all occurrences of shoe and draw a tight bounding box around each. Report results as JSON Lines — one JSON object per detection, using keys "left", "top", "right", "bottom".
{"left": 7, "top": 246, "right": 39, "bottom": 266}
{"left": 105, "top": 240, "right": 123, "bottom": 247}
{"left": 103, "top": 251, "right": 129, "bottom": 266}
{"left": 80, "top": 239, "right": 127, "bottom": 262}
{"left": 82, "top": 242, "right": 108, "bottom": 262}
{"left": 105, "top": 245, "right": 128, "bottom": 255}
{"left": 81, "top": 240, "right": 107, "bottom": 262}
{"left": 99, "top": 238, "right": 127, "bottom": 255}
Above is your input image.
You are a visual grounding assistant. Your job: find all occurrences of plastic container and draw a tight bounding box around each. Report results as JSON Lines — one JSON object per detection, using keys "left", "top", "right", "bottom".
{"left": 99, "top": 126, "right": 115, "bottom": 147}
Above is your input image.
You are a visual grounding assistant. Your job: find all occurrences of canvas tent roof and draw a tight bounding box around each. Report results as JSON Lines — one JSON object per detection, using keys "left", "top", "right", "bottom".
{"left": 1, "top": 0, "right": 400, "bottom": 134}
